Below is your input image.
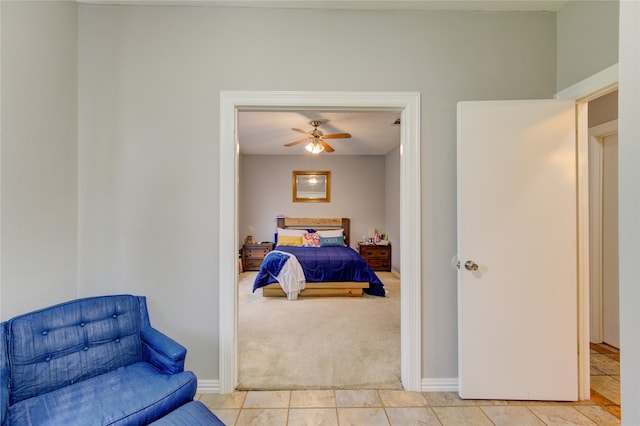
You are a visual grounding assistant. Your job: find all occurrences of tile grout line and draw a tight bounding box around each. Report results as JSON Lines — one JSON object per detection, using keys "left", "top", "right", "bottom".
{"left": 526, "top": 405, "right": 551, "bottom": 426}
{"left": 334, "top": 389, "right": 339, "bottom": 426}
{"left": 200, "top": 375, "right": 620, "bottom": 424}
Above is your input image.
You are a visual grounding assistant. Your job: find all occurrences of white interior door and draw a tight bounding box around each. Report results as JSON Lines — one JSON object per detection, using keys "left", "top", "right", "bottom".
{"left": 457, "top": 100, "right": 578, "bottom": 401}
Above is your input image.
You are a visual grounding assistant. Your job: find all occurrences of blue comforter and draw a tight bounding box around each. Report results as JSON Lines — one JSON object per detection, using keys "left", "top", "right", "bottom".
{"left": 253, "top": 246, "right": 385, "bottom": 297}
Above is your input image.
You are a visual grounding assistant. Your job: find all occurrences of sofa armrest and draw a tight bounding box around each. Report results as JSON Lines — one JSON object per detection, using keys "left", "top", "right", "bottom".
{"left": 141, "top": 327, "right": 187, "bottom": 375}
{"left": 0, "top": 365, "right": 8, "bottom": 426}
{"left": 1, "top": 323, "right": 9, "bottom": 426}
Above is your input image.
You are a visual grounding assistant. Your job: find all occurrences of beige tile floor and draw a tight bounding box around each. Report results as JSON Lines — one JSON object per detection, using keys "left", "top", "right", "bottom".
{"left": 196, "top": 343, "right": 621, "bottom": 425}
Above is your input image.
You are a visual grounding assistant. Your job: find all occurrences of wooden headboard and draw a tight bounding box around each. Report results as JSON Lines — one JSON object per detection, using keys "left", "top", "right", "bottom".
{"left": 276, "top": 217, "right": 351, "bottom": 247}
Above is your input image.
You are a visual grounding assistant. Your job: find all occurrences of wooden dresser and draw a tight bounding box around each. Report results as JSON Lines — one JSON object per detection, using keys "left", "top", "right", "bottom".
{"left": 242, "top": 243, "right": 275, "bottom": 271}
{"left": 358, "top": 243, "right": 392, "bottom": 272}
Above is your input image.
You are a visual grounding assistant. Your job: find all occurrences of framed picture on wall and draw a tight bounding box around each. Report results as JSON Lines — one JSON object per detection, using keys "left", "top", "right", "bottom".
{"left": 292, "top": 170, "right": 330, "bottom": 202}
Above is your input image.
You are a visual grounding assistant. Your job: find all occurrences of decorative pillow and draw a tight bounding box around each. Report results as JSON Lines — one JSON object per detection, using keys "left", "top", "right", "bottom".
{"left": 319, "top": 235, "right": 346, "bottom": 247}
{"left": 277, "top": 227, "right": 307, "bottom": 237}
{"left": 316, "top": 229, "right": 344, "bottom": 238}
{"left": 302, "top": 232, "right": 320, "bottom": 247}
{"left": 277, "top": 235, "right": 304, "bottom": 246}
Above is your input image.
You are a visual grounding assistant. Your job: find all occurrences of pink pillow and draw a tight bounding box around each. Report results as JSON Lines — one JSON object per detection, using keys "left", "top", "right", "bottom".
{"left": 302, "top": 232, "right": 320, "bottom": 247}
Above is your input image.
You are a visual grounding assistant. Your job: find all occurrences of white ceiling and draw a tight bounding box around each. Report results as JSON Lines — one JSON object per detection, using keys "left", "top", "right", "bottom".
{"left": 238, "top": 110, "right": 401, "bottom": 155}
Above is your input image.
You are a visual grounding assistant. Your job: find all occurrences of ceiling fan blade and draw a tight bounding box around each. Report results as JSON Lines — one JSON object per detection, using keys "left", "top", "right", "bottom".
{"left": 319, "top": 140, "right": 335, "bottom": 153}
{"left": 292, "top": 128, "right": 314, "bottom": 138}
{"left": 323, "top": 133, "right": 352, "bottom": 139}
{"left": 284, "top": 138, "right": 309, "bottom": 147}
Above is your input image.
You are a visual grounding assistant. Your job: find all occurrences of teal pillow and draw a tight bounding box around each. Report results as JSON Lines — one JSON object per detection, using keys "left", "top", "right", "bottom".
{"left": 319, "top": 235, "right": 345, "bottom": 247}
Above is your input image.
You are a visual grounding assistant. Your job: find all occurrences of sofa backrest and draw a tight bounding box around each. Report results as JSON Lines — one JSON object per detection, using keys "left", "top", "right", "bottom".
{"left": 6, "top": 295, "right": 145, "bottom": 405}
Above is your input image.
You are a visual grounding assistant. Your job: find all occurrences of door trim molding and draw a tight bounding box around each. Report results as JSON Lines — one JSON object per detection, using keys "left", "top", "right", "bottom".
{"left": 555, "top": 64, "right": 618, "bottom": 102}
{"left": 218, "top": 90, "right": 422, "bottom": 393}
{"left": 588, "top": 124, "right": 604, "bottom": 345}
{"left": 588, "top": 120, "right": 619, "bottom": 345}
{"left": 576, "top": 102, "right": 591, "bottom": 400}
{"left": 557, "top": 74, "right": 619, "bottom": 400}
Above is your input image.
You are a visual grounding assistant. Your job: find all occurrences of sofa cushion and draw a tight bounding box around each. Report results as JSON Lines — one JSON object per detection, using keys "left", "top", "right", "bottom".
{"left": 148, "top": 401, "right": 225, "bottom": 425}
{"left": 8, "top": 362, "right": 197, "bottom": 426}
{"left": 8, "top": 295, "right": 144, "bottom": 404}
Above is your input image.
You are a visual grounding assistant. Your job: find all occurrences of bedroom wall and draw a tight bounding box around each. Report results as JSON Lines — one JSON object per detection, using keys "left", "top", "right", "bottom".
{"left": 556, "top": 0, "right": 619, "bottom": 92}
{"left": 76, "top": 4, "right": 557, "bottom": 382}
{"left": 0, "top": 1, "right": 78, "bottom": 319}
{"left": 239, "top": 155, "right": 387, "bottom": 249}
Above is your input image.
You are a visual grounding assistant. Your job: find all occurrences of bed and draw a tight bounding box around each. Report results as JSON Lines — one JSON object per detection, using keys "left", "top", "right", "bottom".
{"left": 252, "top": 217, "right": 386, "bottom": 298}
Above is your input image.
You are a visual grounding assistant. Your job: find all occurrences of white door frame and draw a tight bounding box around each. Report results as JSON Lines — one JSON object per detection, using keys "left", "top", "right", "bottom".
{"left": 556, "top": 63, "right": 618, "bottom": 400}
{"left": 588, "top": 120, "right": 619, "bottom": 344}
{"left": 218, "top": 91, "right": 422, "bottom": 393}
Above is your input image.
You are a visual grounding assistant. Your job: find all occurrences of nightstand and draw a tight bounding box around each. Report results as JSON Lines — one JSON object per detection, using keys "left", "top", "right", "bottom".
{"left": 358, "top": 243, "right": 391, "bottom": 272}
{"left": 242, "top": 243, "right": 275, "bottom": 271}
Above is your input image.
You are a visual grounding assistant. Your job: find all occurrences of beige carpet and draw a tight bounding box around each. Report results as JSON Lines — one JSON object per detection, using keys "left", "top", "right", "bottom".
{"left": 238, "top": 271, "right": 402, "bottom": 390}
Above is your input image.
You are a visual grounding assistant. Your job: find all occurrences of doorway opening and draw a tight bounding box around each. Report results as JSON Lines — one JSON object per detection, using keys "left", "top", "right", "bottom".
{"left": 586, "top": 91, "right": 620, "bottom": 408}
{"left": 218, "top": 91, "right": 422, "bottom": 393}
{"left": 236, "top": 110, "right": 401, "bottom": 389}
{"left": 556, "top": 63, "right": 618, "bottom": 401}
{"left": 588, "top": 117, "right": 619, "bottom": 349}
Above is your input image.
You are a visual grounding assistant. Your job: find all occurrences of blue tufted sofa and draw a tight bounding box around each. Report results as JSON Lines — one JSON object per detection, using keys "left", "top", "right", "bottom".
{"left": 0, "top": 295, "right": 221, "bottom": 425}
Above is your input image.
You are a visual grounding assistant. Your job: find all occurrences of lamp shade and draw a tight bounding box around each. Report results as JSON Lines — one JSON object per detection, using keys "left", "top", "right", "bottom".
{"left": 305, "top": 140, "right": 324, "bottom": 154}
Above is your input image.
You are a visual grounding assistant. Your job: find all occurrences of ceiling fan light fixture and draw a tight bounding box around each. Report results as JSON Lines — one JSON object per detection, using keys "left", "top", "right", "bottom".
{"left": 285, "top": 120, "right": 348, "bottom": 153}
{"left": 305, "top": 140, "right": 324, "bottom": 154}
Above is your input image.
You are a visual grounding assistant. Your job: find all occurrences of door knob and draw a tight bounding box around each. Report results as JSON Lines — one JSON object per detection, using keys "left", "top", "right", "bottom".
{"left": 464, "top": 260, "right": 479, "bottom": 271}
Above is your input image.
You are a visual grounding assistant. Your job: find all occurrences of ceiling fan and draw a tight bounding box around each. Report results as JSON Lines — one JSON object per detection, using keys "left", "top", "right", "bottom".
{"left": 283, "top": 120, "right": 351, "bottom": 153}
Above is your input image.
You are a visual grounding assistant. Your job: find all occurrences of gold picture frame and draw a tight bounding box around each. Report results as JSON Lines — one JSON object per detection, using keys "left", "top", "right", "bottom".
{"left": 292, "top": 170, "right": 331, "bottom": 203}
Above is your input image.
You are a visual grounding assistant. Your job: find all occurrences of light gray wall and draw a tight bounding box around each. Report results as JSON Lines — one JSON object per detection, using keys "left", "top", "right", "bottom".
{"left": 556, "top": 0, "right": 619, "bottom": 92}
{"left": 618, "top": 1, "right": 640, "bottom": 422}
{"left": 74, "top": 4, "right": 557, "bottom": 381}
{"left": 385, "top": 145, "right": 401, "bottom": 272}
{"left": 0, "top": 1, "right": 78, "bottom": 319}
{"left": 1, "top": 0, "right": 636, "bottom": 404}
{"left": 240, "top": 155, "right": 387, "bottom": 249}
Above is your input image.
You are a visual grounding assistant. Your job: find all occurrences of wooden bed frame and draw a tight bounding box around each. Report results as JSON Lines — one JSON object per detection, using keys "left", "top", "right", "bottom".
{"left": 262, "top": 217, "right": 369, "bottom": 297}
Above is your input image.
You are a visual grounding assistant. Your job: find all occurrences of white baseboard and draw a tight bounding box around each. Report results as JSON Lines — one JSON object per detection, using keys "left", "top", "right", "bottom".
{"left": 197, "top": 380, "right": 220, "bottom": 394}
{"left": 198, "top": 378, "right": 458, "bottom": 394}
{"left": 421, "top": 377, "right": 459, "bottom": 392}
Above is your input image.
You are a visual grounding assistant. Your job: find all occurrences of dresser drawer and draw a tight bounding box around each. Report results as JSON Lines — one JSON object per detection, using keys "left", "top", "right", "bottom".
{"left": 366, "top": 259, "right": 391, "bottom": 270}
{"left": 243, "top": 258, "right": 264, "bottom": 270}
{"left": 361, "top": 247, "right": 390, "bottom": 259}
{"left": 358, "top": 243, "right": 391, "bottom": 272}
{"left": 245, "top": 247, "right": 270, "bottom": 259}
{"left": 242, "top": 243, "right": 275, "bottom": 271}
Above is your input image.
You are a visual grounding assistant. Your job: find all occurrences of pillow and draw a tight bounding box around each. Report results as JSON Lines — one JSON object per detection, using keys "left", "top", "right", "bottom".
{"left": 302, "top": 232, "right": 320, "bottom": 247}
{"left": 277, "top": 227, "right": 307, "bottom": 237}
{"left": 277, "top": 235, "right": 303, "bottom": 246}
{"left": 316, "top": 229, "right": 344, "bottom": 238}
{"left": 319, "top": 235, "right": 346, "bottom": 247}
